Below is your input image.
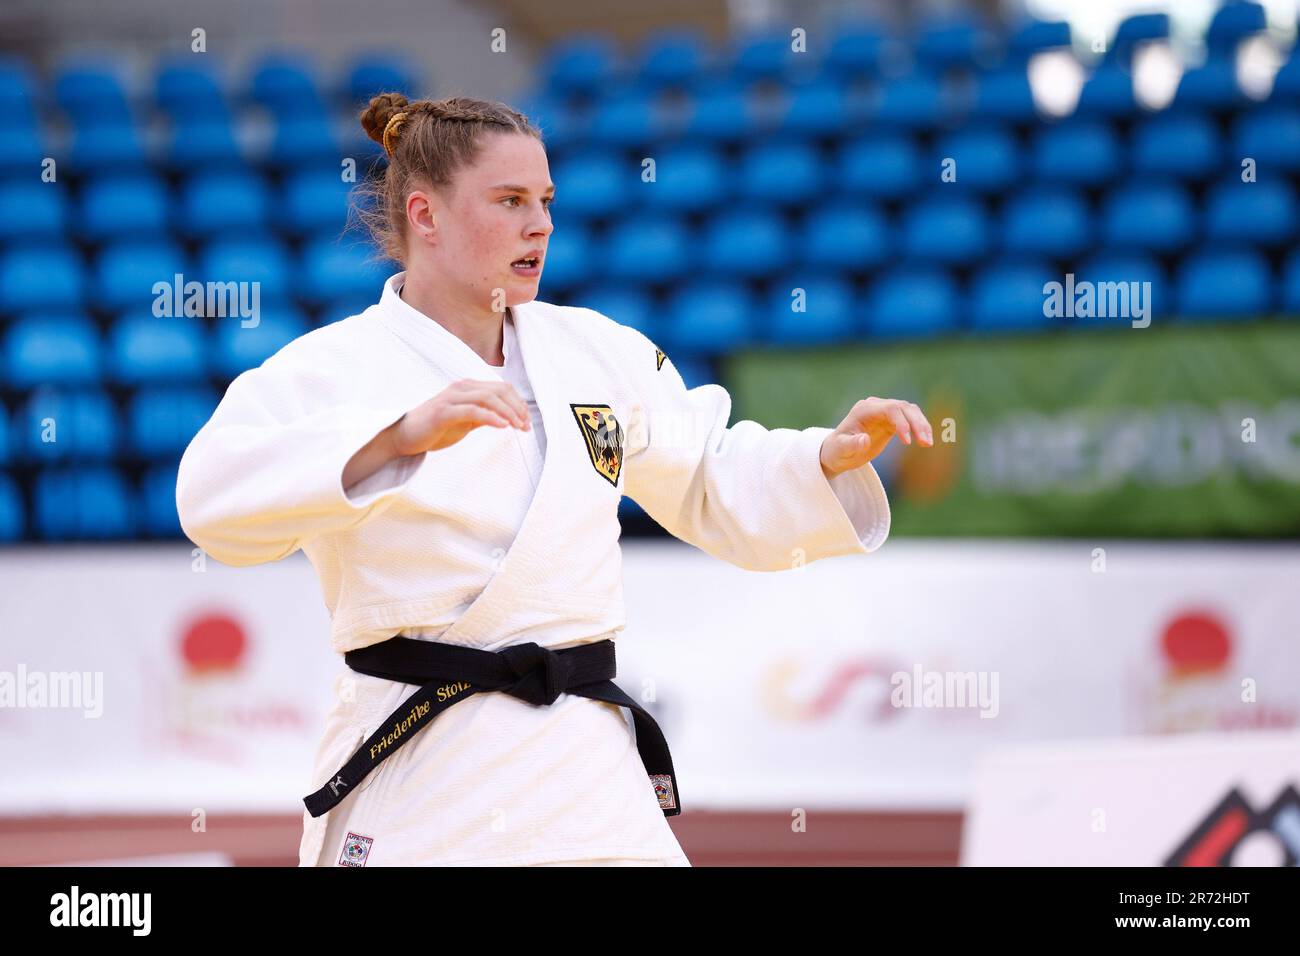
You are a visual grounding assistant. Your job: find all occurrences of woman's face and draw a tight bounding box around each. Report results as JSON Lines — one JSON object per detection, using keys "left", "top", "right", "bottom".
{"left": 419, "top": 132, "right": 554, "bottom": 309}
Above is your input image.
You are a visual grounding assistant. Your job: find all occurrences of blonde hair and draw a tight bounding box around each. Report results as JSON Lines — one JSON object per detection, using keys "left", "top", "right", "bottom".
{"left": 354, "top": 92, "right": 543, "bottom": 265}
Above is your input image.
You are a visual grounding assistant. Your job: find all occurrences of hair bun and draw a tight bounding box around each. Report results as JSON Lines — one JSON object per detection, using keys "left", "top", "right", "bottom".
{"left": 360, "top": 92, "right": 411, "bottom": 146}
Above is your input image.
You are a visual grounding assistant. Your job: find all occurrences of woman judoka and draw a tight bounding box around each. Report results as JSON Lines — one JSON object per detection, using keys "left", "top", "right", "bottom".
{"left": 175, "top": 93, "right": 933, "bottom": 867}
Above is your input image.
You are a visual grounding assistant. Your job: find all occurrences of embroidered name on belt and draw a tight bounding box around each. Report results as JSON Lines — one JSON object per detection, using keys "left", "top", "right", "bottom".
{"left": 571, "top": 404, "right": 624, "bottom": 487}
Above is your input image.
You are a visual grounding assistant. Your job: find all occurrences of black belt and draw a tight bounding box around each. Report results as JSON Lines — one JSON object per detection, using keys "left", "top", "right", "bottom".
{"left": 303, "top": 637, "right": 681, "bottom": 819}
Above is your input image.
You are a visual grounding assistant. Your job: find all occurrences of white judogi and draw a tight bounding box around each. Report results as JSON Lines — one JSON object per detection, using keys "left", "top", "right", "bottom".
{"left": 175, "top": 273, "right": 891, "bottom": 866}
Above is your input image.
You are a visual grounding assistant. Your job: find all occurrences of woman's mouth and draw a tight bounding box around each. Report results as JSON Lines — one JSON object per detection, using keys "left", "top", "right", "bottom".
{"left": 510, "top": 256, "right": 541, "bottom": 276}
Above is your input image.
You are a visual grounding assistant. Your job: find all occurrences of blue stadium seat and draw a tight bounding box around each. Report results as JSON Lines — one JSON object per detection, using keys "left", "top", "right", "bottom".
{"left": 0, "top": 56, "right": 39, "bottom": 127}
{"left": 1233, "top": 107, "right": 1300, "bottom": 172}
{"left": 766, "top": 275, "right": 856, "bottom": 344}
{"left": 1205, "top": 1, "right": 1267, "bottom": 55}
{"left": 663, "top": 281, "right": 758, "bottom": 353}
{"left": 701, "top": 211, "right": 787, "bottom": 278}
{"left": 872, "top": 73, "right": 950, "bottom": 128}
{"left": 298, "top": 238, "right": 390, "bottom": 305}
{"left": 866, "top": 269, "right": 959, "bottom": 338}
{"left": 934, "top": 127, "right": 1020, "bottom": 191}
{"left": 537, "top": 223, "right": 594, "bottom": 292}
{"left": 198, "top": 238, "right": 292, "bottom": 303}
{"left": 636, "top": 146, "right": 723, "bottom": 214}
{"left": 1001, "top": 189, "right": 1091, "bottom": 258}
{"left": 798, "top": 204, "right": 890, "bottom": 271}
{"left": 155, "top": 59, "right": 228, "bottom": 118}
{"left": 127, "top": 386, "right": 218, "bottom": 456}
{"left": 1075, "top": 255, "right": 1167, "bottom": 325}
{"left": 0, "top": 182, "right": 67, "bottom": 242}
{"left": 588, "top": 89, "right": 664, "bottom": 147}
{"left": 346, "top": 54, "right": 418, "bottom": 104}
{"left": 544, "top": 35, "right": 618, "bottom": 95}
{"left": 0, "top": 474, "right": 21, "bottom": 541}
{"left": 0, "top": 246, "right": 84, "bottom": 312}
{"left": 1075, "top": 64, "right": 1137, "bottom": 118}
{"left": 250, "top": 55, "right": 325, "bottom": 115}
{"left": 971, "top": 261, "right": 1056, "bottom": 331}
{"left": 1176, "top": 249, "right": 1271, "bottom": 317}
{"left": 914, "top": 17, "right": 997, "bottom": 70}
{"left": 0, "top": 126, "right": 43, "bottom": 172}
{"left": 901, "top": 198, "right": 990, "bottom": 265}
{"left": 211, "top": 308, "right": 309, "bottom": 377}
{"left": 55, "top": 62, "right": 131, "bottom": 124}
{"left": 269, "top": 115, "right": 340, "bottom": 164}
{"left": 1204, "top": 180, "right": 1297, "bottom": 245}
{"left": 836, "top": 134, "right": 922, "bottom": 199}
{"left": 517, "top": 93, "right": 583, "bottom": 150}
{"left": 1279, "top": 250, "right": 1300, "bottom": 313}
{"left": 578, "top": 287, "right": 656, "bottom": 339}
{"left": 4, "top": 314, "right": 101, "bottom": 387}
{"left": 1100, "top": 183, "right": 1195, "bottom": 252}
{"left": 167, "top": 120, "right": 242, "bottom": 169}
{"left": 81, "top": 175, "right": 170, "bottom": 240}
{"left": 139, "top": 462, "right": 184, "bottom": 536}
{"left": 1108, "top": 13, "right": 1170, "bottom": 65}
{"left": 1006, "top": 19, "right": 1072, "bottom": 60}
{"left": 636, "top": 30, "right": 707, "bottom": 89}
{"left": 777, "top": 79, "right": 855, "bottom": 137}
{"left": 95, "top": 241, "right": 189, "bottom": 311}
{"left": 681, "top": 84, "right": 760, "bottom": 143}
{"left": 180, "top": 170, "right": 270, "bottom": 236}
{"left": 553, "top": 150, "right": 629, "bottom": 218}
{"left": 108, "top": 314, "right": 206, "bottom": 383}
{"left": 1172, "top": 55, "right": 1247, "bottom": 112}
{"left": 970, "top": 68, "right": 1039, "bottom": 123}
{"left": 729, "top": 29, "right": 804, "bottom": 81}
{"left": 1131, "top": 113, "right": 1221, "bottom": 179}
{"left": 71, "top": 122, "right": 145, "bottom": 170}
{"left": 1271, "top": 52, "right": 1300, "bottom": 101}
{"left": 283, "top": 169, "right": 354, "bottom": 236}
{"left": 17, "top": 389, "right": 118, "bottom": 461}
{"left": 35, "top": 467, "right": 133, "bottom": 539}
{"left": 737, "top": 142, "right": 822, "bottom": 207}
{"left": 605, "top": 216, "right": 693, "bottom": 284}
{"left": 1032, "top": 121, "right": 1122, "bottom": 185}
{"left": 823, "top": 21, "right": 891, "bottom": 78}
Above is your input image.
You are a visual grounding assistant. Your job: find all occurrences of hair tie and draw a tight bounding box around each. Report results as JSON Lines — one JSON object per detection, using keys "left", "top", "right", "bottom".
{"left": 382, "top": 111, "right": 409, "bottom": 156}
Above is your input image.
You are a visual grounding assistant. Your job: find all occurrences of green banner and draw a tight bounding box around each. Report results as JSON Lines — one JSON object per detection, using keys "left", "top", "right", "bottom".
{"left": 725, "top": 322, "right": 1300, "bottom": 537}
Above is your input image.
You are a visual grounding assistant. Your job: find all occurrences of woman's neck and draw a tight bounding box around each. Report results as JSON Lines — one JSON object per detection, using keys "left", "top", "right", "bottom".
{"left": 399, "top": 269, "right": 507, "bottom": 366}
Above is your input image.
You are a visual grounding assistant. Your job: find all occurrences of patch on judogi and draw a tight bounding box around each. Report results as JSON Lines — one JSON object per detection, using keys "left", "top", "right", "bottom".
{"left": 571, "top": 404, "right": 624, "bottom": 487}
{"left": 338, "top": 831, "right": 374, "bottom": 867}
{"left": 655, "top": 348, "right": 666, "bottom": 371}
{"left": 651, "top": 774, "right": 677, "bottom": 811}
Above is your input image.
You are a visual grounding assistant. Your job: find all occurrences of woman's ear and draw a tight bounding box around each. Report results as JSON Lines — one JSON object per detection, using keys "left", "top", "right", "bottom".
{"left": 406, "top": 189, "right": 436, "bottom": 243}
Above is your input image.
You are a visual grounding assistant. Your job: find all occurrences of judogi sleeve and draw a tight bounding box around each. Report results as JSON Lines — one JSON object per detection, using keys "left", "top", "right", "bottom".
{"left": 176, "top": 349, "right": 426, "bottom": 567}
{"left": 617, "top": 324, "right": 891, "bottom": 572}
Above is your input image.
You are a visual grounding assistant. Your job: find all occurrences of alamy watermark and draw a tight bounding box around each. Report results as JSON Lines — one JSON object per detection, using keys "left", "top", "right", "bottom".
{"left": 1044, "top": 273, "right": 1151, "bottom": 329}
{"left": 152, "top": 273, "right": 260, "bottom": 327}
{"left": 0, "top": 665, "right": 103, "bottom": 718}
{"left": 890, "top": 666, "right": 1000, "bottom": 718}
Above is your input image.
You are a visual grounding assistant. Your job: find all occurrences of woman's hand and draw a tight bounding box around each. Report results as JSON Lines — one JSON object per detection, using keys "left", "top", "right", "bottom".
{"left": 391, "top": 379, "right": 531, "bottom": 456}
{"left": 343, "top": 380, "right": 530, "bottom": 493}
{"left": 819, "top": 397, "right": 933, "bottom": 480}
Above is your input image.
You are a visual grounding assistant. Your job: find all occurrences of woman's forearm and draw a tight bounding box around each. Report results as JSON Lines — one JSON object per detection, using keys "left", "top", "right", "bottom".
{"left": 343, "top": 418, "right": 407, "bottom": 493}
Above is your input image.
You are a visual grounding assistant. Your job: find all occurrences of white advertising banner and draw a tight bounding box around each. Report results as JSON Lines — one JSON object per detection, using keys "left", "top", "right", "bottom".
{"left": 0, "top": 541, "right": 1297, "bottom": 815}
{"left": 961, "top": 730, "right": 1300, "bottom": 865}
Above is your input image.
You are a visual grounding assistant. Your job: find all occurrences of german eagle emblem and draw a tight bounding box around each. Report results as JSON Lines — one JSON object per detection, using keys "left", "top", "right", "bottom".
{"left": 571, "top": 404, "right": 624, "bottom": 487}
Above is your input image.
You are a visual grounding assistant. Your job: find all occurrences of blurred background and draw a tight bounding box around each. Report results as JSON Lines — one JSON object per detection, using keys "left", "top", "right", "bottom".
{"left": 0, "top": 0, "right": 1298, "bottom": 865}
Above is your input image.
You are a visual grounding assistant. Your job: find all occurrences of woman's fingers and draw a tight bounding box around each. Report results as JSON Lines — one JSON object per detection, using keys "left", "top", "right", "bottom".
{"left": 452, "top": 383, "right": 529, "bottom": 429}
{"left": 901, "top": 402, "right": 933, "bottom": 446}
{"left": 883, "top": 403, "right": 912, "bottom": 444}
